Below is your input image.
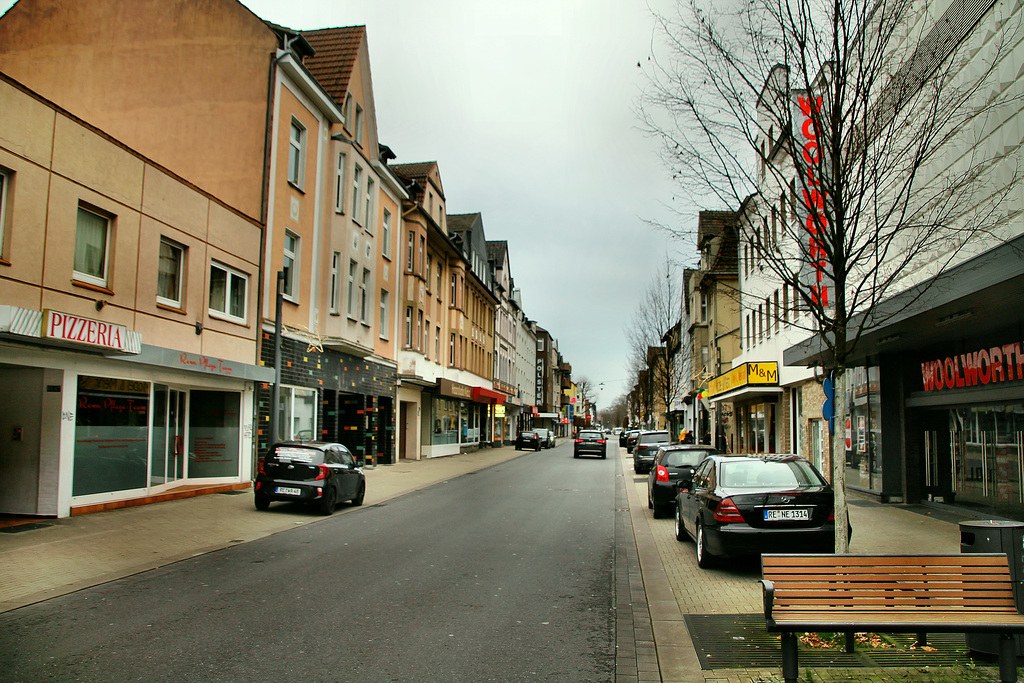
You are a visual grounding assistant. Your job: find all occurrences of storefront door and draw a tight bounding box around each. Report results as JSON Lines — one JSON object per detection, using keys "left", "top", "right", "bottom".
{"left": 949, "top": 405, "right": 1024, "bottom": 518}
{"left": 151, "top": 385, "right": 186, "bottom": 486}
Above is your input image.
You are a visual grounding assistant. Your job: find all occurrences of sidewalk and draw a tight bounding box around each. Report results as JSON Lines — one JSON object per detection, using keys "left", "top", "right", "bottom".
{"left": 0, "top": 445, "right": 527, "bottom": 613}
{"left": 620, "top": 447, "right": 1013, "bottom": 683}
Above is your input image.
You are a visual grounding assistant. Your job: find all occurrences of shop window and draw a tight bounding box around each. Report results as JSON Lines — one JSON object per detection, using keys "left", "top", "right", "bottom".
{"left": 277, "top": 385, "right": 317, "bottom": 442}
{"left": 188, "top": 390, "right": 241, "bottom": 478}
{"left": 431, "top": 397, "right": 459, "bottom": 445}
{"left": 74, "top": 376, "right": 150, "bottom": 496}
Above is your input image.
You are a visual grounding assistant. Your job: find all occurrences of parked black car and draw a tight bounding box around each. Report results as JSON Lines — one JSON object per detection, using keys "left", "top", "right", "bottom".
{"left": 534, "top": 428, "right": 556, "bottom": 448}
{"left": 573, "top": 429, "right": 607, "bottom": 459}
{"left": 647, "top": 445, "right": 719, "bottom": 518}
{"left": 255, "top": 441, "right": 365, "bottom": 515}
{"left": 515, "top": 430, "right": 542, "bottom": 450}
{"left": 674, "top": 454, "right": 843, "bottom": 568}
{"left": 624, "top": 429, "right": 641, "bottom": 453}
{"left": 632, "top": 430, "right": 671, "bottom": 474}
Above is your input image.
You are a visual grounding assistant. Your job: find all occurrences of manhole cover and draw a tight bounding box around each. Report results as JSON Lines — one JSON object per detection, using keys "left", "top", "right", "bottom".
{"left": 682, "top": 614, "right": 972, "bottom": 670}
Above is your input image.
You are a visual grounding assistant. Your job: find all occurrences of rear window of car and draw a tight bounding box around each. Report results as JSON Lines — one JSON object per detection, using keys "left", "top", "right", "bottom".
{"left": 578, "top": 431, "right": 602, "bottom": 439}
{"left": 271, "top": 446, "right": 324, "bottom": 465}
{"left": 720, "top": 458, "right": 825, "bottom": 488}
{"left": 639, "top": 432, "right": 670, "bottom": 445}
{"left": 662, "top": 449, "right": 713, "bottom": 467}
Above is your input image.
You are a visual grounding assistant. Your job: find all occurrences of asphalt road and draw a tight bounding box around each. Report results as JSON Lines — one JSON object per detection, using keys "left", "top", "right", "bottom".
{"left": 0, "top": 441, "right": 620, "bottom": 683}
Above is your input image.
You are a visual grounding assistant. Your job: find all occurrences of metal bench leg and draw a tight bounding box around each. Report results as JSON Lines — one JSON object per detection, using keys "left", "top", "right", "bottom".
{"left": 998, "top": 633, "right": 1016, "bottom": 683}
{"left": 844, "top": 631, "right": 855, "bottom": 653}
{"left": 781, "top": 631, "right": 799, "bottom": 683}
{"left": 914, "top": 632, "right": 927, "bottom": 648}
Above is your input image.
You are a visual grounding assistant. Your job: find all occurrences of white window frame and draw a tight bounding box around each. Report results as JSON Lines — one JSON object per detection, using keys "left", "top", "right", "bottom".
{"left": 73, "top": 205, "right": 111, "bottom": 288}
{"left": 282, "top": 230, "right": 299, "bottom": 300}
{"left": 382, "top": 209, "right": 392, "bottom": 259}
{"left": 360, "top": 268, "right": 370, "bottom": 323}
{"left": 405, "top": 306, "right": 413, "bottom": 348}
{"left": 334, "top": 152, "right": 347, "bottom": 214}
{"left": 351, "top": 165, "right": 363, "bottom": 225}
{"left": 0, "top": 169, "right": 8, "bottom": 259}
{"left": 379, "top": 289, "right": 390, "bottom": 339}
{"left": 288, "top": 118, "right": 306, "bottom": 188}
{"left": 329, "top": 251, "right": 341, "bottom": 314}
{"left": 208, "top": 261, "right": 248, "bottom": 323}
{"left": 278, "top": 385, "right": 317, "bottom": 442}
{"left": 364, "top": 178, "right": 375, "bottom": 234}
{"left": 157, "top": 237, "right": 185, "bottom": 308}
{"left": 347, "top": 259, "right": 358, "bottom": 318}
{"left": 354, "top": 103, "right": 364, "bottom": 146}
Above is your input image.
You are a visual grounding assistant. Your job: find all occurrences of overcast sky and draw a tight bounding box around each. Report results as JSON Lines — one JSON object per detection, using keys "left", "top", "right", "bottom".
{"left": 3, "top": 0, "right": 696, "bottom": 407}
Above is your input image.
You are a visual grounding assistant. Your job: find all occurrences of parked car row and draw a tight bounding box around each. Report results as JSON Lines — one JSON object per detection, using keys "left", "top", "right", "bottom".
{"left": 515, "top": 428, "right": 556, "bottom": 450}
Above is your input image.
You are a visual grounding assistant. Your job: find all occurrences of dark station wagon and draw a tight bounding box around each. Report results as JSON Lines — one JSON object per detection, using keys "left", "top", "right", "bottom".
{"left": 255, "top": 441, "right": 365, "bottom": 515}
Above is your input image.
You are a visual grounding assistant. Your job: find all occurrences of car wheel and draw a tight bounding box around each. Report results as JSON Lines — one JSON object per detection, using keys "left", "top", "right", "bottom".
{"left": 351, "top": 482, "right": 365, "bottom": 506}
{"left": 574, "top": 452, "right": 579, "bottom": 458}
{"left": 674, "top": 505, "right": 689, "bottom": 542}
{"left": 601, "top": 453, "right": 606, "bottom": 459}
{"left": 254, "top": 494, "right": 270, "bottom": 511}
{"left": 316, "top": 484, "right": 337, "bottom": 515}
{"left": 696, "top": 521, "right": 715, "bottom": 568}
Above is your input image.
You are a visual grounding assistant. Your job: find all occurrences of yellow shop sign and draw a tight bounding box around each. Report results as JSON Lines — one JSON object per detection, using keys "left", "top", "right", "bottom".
{"left": 706, "top": 362, "right": 779, "bottom": 397}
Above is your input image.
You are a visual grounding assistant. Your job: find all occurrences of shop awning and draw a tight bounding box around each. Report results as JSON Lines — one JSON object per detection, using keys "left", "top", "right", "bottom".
{"left": 472, "top": 387, "right": 507, "bottom": 405}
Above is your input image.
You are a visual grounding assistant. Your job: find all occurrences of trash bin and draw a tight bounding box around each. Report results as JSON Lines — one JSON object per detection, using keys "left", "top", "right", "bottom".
{"left": 959, "top": 520, "right": 1024, "bottom": 655}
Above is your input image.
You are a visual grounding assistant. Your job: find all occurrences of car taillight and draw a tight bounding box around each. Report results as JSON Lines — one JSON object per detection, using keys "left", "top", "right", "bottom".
{"left": 315, "top": 464, "right": 329, "bottom": 480}
{"left": 655, "top": 465, "right": 669, "bottom": 482}
{"left": 714, "top": 497, "right": 745, "bottom": 523}
{"left": 828, "top": 511, "right": 835, "bottom": 521}
{"left": 575, "top": 439, "right": 583, "bottom": 443}
{"left": 597, "top": 439, "right": 606, "bottom": 444}
{"left": 257, "top": 459, "right": 266, "bottom": 475}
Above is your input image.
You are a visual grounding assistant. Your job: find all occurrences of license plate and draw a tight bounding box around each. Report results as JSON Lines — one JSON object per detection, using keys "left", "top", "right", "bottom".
{"left": 764, "top": 508, "right": 809, "bottom": 521}
{"left": 275, "top": 486, "right": 301, "bottom": 496}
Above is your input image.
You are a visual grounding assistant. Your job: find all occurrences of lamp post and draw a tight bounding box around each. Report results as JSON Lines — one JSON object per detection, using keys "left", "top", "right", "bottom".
{"left": 269, "top": 271, "right": 284, "bottom": 445}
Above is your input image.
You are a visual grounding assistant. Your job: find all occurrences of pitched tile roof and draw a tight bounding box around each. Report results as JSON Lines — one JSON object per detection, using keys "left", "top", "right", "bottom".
{"left": 446, "top": 213, "right": 480, "bottom": 233}
{"left": 301, "top": 26, "right": 365, "bottom": 105}
{"left": 487, "top": 240, "right": 508, "bottom": 263}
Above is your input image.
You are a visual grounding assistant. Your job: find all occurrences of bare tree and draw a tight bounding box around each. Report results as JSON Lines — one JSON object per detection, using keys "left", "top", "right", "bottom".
{"left": 641, "top": 0, "right": 1023, "bottom": 550}
{"left": 626, "top": 259, "right": 688, "bottom": 430}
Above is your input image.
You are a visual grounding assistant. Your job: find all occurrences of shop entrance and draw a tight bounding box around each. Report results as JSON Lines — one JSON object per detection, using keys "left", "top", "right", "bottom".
{"left": 925, "top": 404, "right": 1024, "bottom": 518}
{"left": 151, "top": 385, "right": 186, "bottom": 486}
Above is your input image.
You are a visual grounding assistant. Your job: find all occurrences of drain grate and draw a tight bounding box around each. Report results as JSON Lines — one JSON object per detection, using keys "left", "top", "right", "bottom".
{"left": 682, "top": 614, "right": 972, "bottom": 670}
{"left": 0, "top": 522, "right": 52, "bottom": 534}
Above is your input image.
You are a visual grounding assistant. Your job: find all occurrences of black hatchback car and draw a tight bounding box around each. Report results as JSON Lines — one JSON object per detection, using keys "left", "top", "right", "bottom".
{"left": 674, "top": 454, "right": 843, "bottom": 568}
{"left": 632, "top": 430, "right": 671, "bottom": 474}
{"left": 647, "top": 445, "right": 718, "bottom": 518}
{"left": 573, "top": 429, "right": 607, "bottom": 459}
{"left": 515, "top": 430, "right": 542, "bottom": 450}
{"left": 255, "top": 441, "right": 365, "bottom": 515}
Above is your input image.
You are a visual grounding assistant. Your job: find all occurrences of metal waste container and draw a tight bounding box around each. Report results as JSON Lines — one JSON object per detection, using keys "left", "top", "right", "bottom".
{"left": 959, "top": 520, "right": 1024, "bottom": 655}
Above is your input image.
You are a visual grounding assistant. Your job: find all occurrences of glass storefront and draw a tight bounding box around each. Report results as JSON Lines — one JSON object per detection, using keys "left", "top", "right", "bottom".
{"left": 846, "top": 366, "right": 882, "bottom": 492}
{"left": 75, "top": 375, "right": 243, "bottom": 498}
{"left": 430, "top": 396, "right": 481, "bottom": 446}
{"left": 737, "top": 402, "right": 777, "bottom": 453}
{"left": 950, "top": 403, "right": 1024, "bottom": 518}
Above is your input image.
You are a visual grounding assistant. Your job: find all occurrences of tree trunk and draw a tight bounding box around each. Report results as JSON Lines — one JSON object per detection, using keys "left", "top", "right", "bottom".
{"left": 832, "top": 368, "right": 850, "bottom": 553}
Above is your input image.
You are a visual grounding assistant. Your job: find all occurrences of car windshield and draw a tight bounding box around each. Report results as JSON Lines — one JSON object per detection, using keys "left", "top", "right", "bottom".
{"left": 719, "top": 458, "right": 825, "bottom": 488}
{"left": 662, "top": 449, "right": 713, "bottom": 467}
{"left": 579, "top": 431, "right": 602, "bottom": 439}
{"left": 639, "top": 432, "right": 669, "bottom": 445}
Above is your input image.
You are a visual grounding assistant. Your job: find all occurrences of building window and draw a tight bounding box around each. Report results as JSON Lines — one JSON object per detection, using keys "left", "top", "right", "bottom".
{"left": 405, "top": 306, "right": 413, "bottom": 347}
{"left": 450, "top": 333, "right": 456, "bottom": 365}
{"left": 450, "top": 274, "right": 457, "bottom": 306}
{"left": 74, "top": 205, "right": 111, "bottom": 287}
{"left": 382, "top": 209, "right": 392, "bottom": 259}
{"left": 417, "top": 310, "right": 423, "bottom": 351}
{"left": 329, "top": 252, "right": 341, "bottom": 314}
{"left": 0, "top": 169, "right": 8, "bottom": 258}
{"left": 334, "top": 152, "right": 347, "bottom": 214}
{"left": 282, "top": 230, "right": 299, "bottom": 299}
{"left": 277, "top": 385, "right": 317, "bottom": 442}
{"left": 435, "top": 326, "right": 440, "bottom": 359}
{"left": 379, "top": 289, "right": 390, "bottom": 339}
{"left": 407, "top": 231, "right": 415, "bottom": 272}
{"left": 426, "top": 254, "right": 432, "bottom": 290}
{"left": 352, "top": 165, "right": 363, "bottom": 224}
{"left": 360, "top": 268, "right": 370, "bottom": 323}
{"left": 288, "top": 119, "right": 305, "bottom": 187}
{"left": 418, "top": 236, "right": 425, "bottom": 275}
{"left": 157, "top": 238, "right": 184, "bottom": 308}
{"left": 347, "top": 260, "right": 357, "bottom": 318}
{"left": 209, "top": 261, "right": 247, "bottom": 323}
{"left": 364, "top": 179, "right": 375, "bottom": 233}
{"left": 436, "top": 267, "right": 442, "bottom": 297}
{"left": 343, "top": 94, "right": 353, "bottom": 129}
{"left": 354, "top": 103, "right": 364, "bottom": 147}
{"left": 700, "top": 291, "right": 708, "bottom": 322}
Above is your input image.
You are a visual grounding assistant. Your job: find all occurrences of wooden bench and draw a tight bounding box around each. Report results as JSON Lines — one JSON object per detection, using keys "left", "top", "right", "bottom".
{"left": 760, "top": 553, "right": 1024, "bottom": 683}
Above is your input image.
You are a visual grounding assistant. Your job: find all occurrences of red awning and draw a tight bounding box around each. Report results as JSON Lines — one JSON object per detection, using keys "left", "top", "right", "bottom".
{"left": 471, "top": 387, "right": 507, "bottom": 405}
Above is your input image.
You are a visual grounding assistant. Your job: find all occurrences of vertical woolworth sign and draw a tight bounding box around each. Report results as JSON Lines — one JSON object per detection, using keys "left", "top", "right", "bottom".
{"left": 792, "top": 91, "right": 834, "bottom": 310}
